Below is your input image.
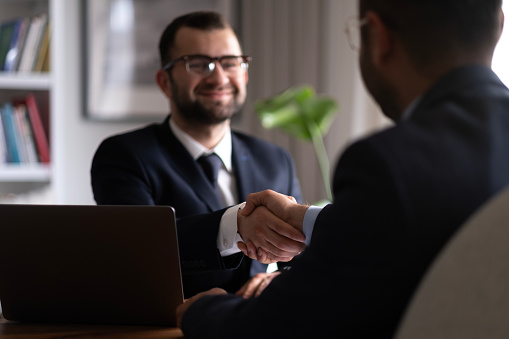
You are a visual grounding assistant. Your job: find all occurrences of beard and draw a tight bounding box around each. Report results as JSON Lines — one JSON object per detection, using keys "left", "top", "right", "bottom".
{"left": 170, "top": 78, "right": 245, "bottom": 125}
{"left": 359, "top": 43, "right": 401, "bottom": 121}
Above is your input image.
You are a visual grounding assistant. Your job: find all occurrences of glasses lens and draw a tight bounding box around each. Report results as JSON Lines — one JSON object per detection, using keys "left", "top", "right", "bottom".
{"left": 186, "top": 56, "right": 215, "bottom": 76}
{"left": 185, "top": 56, "right": 249, "bottom": 77}
{"left": 220, "top": 56, "right": 248, "bottom": 74}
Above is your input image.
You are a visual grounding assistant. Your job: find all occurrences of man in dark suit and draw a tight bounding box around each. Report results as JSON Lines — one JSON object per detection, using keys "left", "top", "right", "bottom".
{"left": 91, "top": 12, "right": 306, "bottom": 299}
{"left": 176, "top": 0, "right": 509, "bottom": 338}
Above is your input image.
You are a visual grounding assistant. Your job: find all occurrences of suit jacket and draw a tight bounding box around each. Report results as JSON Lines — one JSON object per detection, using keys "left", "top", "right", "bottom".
{"left": 181, "top": 66, "right": 509, "bottom": 338}
{"left": 91, "top": 116, "right": 302, "bottom": 298}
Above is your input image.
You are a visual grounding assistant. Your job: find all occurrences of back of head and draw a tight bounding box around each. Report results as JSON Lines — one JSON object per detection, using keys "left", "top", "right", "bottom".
{"left": 359, "top": 0, "right": 503, "bottom": 68}
{"left": 158, "top": 11, "right": 235, "bottom": 67}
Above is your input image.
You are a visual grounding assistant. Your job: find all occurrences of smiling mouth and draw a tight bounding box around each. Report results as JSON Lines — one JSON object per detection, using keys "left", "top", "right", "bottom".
{"left": 198, "top": 90, "right": 234, "bottom": 99}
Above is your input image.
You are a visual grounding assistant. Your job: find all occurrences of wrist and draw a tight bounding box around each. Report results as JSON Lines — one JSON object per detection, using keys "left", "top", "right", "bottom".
{"left": 286, "top": 204, "right": 309, "bottom": 232}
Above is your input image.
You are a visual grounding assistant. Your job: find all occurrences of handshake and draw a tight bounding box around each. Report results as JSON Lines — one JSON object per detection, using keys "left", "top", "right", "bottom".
{"left": 236, "top": 189, "right": 310, "bottom": 264}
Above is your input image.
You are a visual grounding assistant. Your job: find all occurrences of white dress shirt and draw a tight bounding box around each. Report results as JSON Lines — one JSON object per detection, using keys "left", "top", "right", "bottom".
{"left": 169, "top": 118, "right": 243, "bottom": 256}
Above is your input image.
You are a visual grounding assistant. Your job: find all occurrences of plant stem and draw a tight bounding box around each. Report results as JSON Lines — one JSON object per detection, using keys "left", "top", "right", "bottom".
{"left": 305, "top": 118, "right": 332, "bottom": 202}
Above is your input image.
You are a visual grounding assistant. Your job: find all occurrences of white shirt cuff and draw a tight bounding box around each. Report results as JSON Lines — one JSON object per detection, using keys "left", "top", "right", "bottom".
{"left": 217, "top": 203, "right": 245, "bottom": 256}
{"left": 303, "top": 205, "right": 323, "bottom": 245}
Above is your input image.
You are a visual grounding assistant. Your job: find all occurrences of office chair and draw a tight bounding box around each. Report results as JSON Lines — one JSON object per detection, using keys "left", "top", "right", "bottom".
{"left": 395, "top": 186, "right": 509, "bottom": 339}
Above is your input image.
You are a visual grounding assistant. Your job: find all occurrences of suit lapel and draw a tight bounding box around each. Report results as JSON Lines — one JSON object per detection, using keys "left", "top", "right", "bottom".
{"left": 231, "top": 133, "right": 257, "bottom": 201}
{"left": 157, "top": 116, "right": 223, "bottom": 211}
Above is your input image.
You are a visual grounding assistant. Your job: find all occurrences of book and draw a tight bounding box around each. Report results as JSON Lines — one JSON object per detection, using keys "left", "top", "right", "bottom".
{"left": 0, "top": 110, "right": 7, "bottom": 163}
{"left": 12, "top": 104, "right": 28, "bottom": 163}
{"left": 0, "top": 103, "right": 21, "bottom": 163}
{"left": 4, "top": 17, "right": 30, "bottom": 72}
{"left": 25, "top": 93, "right": 50, "bottom": 163}
{"left": 40, "top": 43, "right": 50, "bottom": 72}
{"left": 0, "top": 20, "right": 17, "bottom": 71}
{"left": 33, "top": 22, "right": 50, "bottom": 73}
{"left": 14, "top": 103, "right": 38, "bottom": 163}
{"left": 17, "top": 13, "right": 47, "bottom": 72}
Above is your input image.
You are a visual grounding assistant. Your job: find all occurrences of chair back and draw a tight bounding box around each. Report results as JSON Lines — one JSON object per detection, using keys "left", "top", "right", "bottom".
{"left": 395, "top": 186, "right": 509, "bottom": 339}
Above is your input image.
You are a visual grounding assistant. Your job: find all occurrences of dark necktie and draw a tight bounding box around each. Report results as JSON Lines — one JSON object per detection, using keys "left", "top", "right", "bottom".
{"left": 198, "top": 153, "right": 223, "bottom": 202}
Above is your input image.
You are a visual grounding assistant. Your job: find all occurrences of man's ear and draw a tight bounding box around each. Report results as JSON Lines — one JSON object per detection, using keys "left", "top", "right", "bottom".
{"left": 365, "top": 11, "right": 394, "bottom": 66}
{"left": 498, "top": 8, "right": 505, "bottom": 42}
{"left": 156, "top": 69, "right": 173, "bottom": 99}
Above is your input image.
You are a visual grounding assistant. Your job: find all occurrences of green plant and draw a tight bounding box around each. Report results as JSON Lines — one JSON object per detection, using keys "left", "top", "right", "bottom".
{"left": 254, "top": 85, "right": 339, "bottom": 202}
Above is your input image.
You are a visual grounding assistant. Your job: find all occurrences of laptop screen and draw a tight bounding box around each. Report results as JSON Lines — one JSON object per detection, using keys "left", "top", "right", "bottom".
{"left": 0, "top": 204, "right": 183, "bottom": 326}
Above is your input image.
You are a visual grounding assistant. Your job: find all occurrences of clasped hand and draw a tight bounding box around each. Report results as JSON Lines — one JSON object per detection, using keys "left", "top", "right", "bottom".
{"left": 237, "top": 189, "right": 309, "bottom": 264}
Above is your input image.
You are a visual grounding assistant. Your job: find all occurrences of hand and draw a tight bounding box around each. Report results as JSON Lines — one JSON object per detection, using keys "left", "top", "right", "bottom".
{"left": 238, "top": 241, "right": 272, "bottom": 263}
{"left": 237, "top": 205, "right": 306, "bottom": 262}
{"left": 176, "top": 288, "right": 227, "bottom": 328}
{"left": 236, "top": 272, "right": 281, "bottom": 299}
{"left": 241, "top": 190, "right": 309, "bottom": 232}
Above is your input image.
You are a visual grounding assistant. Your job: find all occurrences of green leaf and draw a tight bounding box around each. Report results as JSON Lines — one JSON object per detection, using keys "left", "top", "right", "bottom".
{"left": 254, "top": 85, "right": 339, "bottom": 141}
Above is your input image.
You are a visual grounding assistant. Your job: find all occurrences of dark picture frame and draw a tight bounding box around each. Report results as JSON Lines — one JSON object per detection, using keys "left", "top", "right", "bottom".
{"left": 83, "top": 0, "right": 237, "bottom": 121}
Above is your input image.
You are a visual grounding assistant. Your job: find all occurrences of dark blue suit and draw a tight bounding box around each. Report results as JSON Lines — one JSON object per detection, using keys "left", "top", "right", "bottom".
{"left": 181, "top": 66, "right": 509, "bottom": 338}
{"left": 91, "top": 116, "right": 302, "bottom": 298}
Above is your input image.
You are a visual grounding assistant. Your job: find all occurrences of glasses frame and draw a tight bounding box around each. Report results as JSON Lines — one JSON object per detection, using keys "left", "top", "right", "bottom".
{"left": 345, "top": 17, "right": 368, "bottom": 51}
{"left": 163, "top": 54, "right": 252, "bottom": 76}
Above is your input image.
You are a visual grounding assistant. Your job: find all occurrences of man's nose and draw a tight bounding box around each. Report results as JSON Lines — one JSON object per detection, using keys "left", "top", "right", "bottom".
{"left": 204, "top": 61, "right": 230, "bottom": 85}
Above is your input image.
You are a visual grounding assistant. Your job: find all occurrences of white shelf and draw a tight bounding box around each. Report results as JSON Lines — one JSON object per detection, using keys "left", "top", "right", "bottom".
{"left": 0, "top": 73, "right": 51, "bottom": 90}
{"left": 0, "top": 164, "right": 51, "bottom": 182}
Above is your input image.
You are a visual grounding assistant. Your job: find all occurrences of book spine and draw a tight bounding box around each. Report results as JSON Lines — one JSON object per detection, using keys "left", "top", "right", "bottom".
{"left": 0, "top": 104, "right": 21, "bottom": 163}
{"left": 8, "top": 17, "right": 30, "bottom": 72}
{"left": 12, "top": 105, "right": 29, "bottom": 163}
{"left": 25, "top": 93, "right": 50, "bottom": 163}
{"left": 0, "top": 109, "right": 7, "bottom": 163}
{"left": 3, "top": 19, "right": 21, "bottom": 71}
{"left": 17, "top": 14, "right": 44, "bottom": 72}
{"left": 33, "top": 22, "right": 50, "bottom": 73}
{"left": 18, "top": 104, "right": 39, "bottom": 163}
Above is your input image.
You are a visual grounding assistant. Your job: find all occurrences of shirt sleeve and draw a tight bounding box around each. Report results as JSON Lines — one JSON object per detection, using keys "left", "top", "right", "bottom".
{"left": 302, "top": 205, "right": 323, "bottom": 245}
{"left": 217, "top": 203, "right": 245, "bottom": 256}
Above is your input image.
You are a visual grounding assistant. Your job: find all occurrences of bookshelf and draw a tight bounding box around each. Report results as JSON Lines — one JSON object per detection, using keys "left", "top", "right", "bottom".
{"left": 0, "top": 0, "right": 52, "bottom": 200}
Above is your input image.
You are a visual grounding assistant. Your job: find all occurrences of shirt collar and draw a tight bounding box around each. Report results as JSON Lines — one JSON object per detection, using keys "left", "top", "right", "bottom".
{"left": 169, "top": 117, "right": 233, "bottom": 172}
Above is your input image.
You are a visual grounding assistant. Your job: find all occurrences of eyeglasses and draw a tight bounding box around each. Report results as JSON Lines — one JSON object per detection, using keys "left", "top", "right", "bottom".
{"left": 345, "top": 17, "right": 368, "bottom": 51}
{"left": 163, "top": 54, "right": 251, "bottom": 77}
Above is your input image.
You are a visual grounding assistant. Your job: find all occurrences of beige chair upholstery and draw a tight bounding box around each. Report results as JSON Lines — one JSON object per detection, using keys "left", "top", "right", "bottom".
{"left": 395, "top": 186, "right": 509, "bottom": 339}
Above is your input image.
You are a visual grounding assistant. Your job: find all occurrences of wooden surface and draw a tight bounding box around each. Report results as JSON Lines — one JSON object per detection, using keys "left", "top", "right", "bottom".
{"left": 0, "top": 314, "right": 184, "bottom": 338}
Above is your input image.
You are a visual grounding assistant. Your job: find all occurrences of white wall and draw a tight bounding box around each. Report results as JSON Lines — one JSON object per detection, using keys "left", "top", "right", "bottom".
{"left": 493, "top": 1, "right": 509, "bottom": 86}
{"left": 53, "top": 0, "right": 148, "bottom": 204}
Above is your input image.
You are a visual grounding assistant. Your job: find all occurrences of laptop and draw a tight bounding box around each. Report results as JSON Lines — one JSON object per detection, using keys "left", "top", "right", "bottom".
{"left": 0, "top": 204, "right": 183, "bottom": 326}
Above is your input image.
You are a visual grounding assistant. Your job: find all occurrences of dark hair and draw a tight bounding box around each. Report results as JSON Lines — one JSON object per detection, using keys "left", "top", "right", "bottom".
{"left": 359, "top": 0, "right": 502, "bottom": 67}
{"left": 158, "top": 11, "right": 237, "bottom": 67}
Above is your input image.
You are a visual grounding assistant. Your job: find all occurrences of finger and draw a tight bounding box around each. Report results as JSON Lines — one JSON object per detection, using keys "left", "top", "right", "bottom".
{"left": 256, "top": 247, "right": 268, "bottom": 263}
{"left": 235, "top": 274, "right": 264, "bottom": 299}
{"left": 240, "top": 190, "right": 277, "bottom": 216}
{"left": 255, "top": 231, "right": 305, "bottom": 261}
{"left": 245, "top": 241, "right": 258, "bottom": 260}
{"left": 254, "top": 272, "right": 281, "bottom": 297}
{"left": 258, "top": 243, "right": 299, "bottom": 262}
{"left": 263, "top": 217, "right": 307, "bottom": 253}
{"left": 267, "top": 217, "right": 306, "bottom": 243}
{"left": 255, "top": 247, "right": 296, "bottom": 264}
{"left": 286, "top": 195, "right": 297, "bottom": 202}
{"left": 237, "top": 242, "right": 248, "bottom": 256}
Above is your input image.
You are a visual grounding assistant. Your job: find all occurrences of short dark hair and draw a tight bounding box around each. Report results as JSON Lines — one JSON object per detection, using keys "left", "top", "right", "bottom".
{"left": 359, "top": 0, "right": 502, "bottom": 67}
{"left": 158, "top": 11, "right": 237, "bottom": 67}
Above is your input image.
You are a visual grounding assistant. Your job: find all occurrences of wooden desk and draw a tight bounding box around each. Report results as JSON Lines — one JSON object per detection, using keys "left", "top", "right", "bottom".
{"left": 0, "top": 314, "right": 184, "bottom": 338}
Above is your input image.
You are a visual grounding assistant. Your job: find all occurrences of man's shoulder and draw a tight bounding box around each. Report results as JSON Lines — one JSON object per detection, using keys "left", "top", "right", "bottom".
{"left": 100, "top": 121, "right": 163, "bottom": 148}
{"left": 231, "top": 129, "right": 287, "bottom": 152}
